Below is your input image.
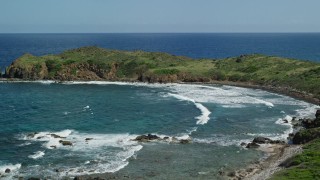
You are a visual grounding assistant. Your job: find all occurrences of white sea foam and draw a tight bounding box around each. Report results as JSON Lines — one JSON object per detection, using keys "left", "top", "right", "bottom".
{"left": 0, "top": 163, "right": 21, "bottom": 174}
{"left": 193, "top": 136, "right": 252, "bottom": 147}
{"left": 186, "top": 127, "right": 198, "bottom": 135}
{"left": 167, "top": 93, "right": 211, "bottom": 125}
{"left": 28, "top": 151, "right": 45, "bottom": 159}
{"left": 21, "top": 129, "right": 143, "bottom": 176}
{"left": 18, "top": 142, "right": 32, "bottom": 146}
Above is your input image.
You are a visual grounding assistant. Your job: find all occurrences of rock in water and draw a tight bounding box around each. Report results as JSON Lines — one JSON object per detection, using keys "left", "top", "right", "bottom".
{"left": 246, "top": 142, "right": 260, "bottom": 148}
{"left": 51, "top": 134, "right": 65, "bottom": 138}
{"left": 240, "top": 142, "right": 247, "bottom": 146}
{"left": 5, "top": 168, "right": 10, "bottom": 173}
{"left": 179, "top": 139, "right": 191, "bottom": 144}
{"left": 59, "top": 140, "right": 73, "bottom": 146}
{"left": 316, "top": 109, "right": 320, "bottom": 119}
{"left": 134, "top": 134, "right": 160, "bottom": 142}
{"left": 27, "top": 132, "right": 38, "bottom": 138}
{"left": 147, "top": 134, "right": 160, "bottom": 140}
{"left": 252, "top": 137, "right": 272, "bottom": 144}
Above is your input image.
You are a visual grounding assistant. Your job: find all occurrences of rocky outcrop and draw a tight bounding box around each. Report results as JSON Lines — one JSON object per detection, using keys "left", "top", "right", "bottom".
{"left": 292, "top": 127, "right": 320, "bottom": 144}
{"left": 51, "top": 134, "right": 65, "bottom": 138}
{"left": 133, "top": 134, "right": 161, "bottom": 142}
{"left": 252, "top": 137, "right": 285, "bottom": 144}
{"left": 246, "top": 142, "right": 260, "bottom": 148}
{"left": 59, "top": 140, "right": 73, "bottom": 146}
{"left": 252, "top": 137, "right": 272, "bottom": 144}
{"left": 133, "top": 134, "right": 192, "bottom": 144}
{"left": 292, "top": 110, "right": 320, "bottom": 144}
{"left": 316, "top": 110, "right": 320, "bottom": 119}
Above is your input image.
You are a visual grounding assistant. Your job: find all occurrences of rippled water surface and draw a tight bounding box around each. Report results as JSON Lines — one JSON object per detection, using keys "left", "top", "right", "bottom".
{"left": 0, "top": 82, "right": 318, "bottom": 179}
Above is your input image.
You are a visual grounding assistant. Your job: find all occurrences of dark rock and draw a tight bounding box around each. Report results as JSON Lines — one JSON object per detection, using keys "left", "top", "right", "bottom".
{"left": 301, "top": 118, "right": 320, "bottom": 129}
{"left": 50, "top": 145, "right": 57, "bottom": 149}
{"left": 163, "top": 137, "right": 169, "bottom": 140}
{"left": 27, "top": 132, "right": 38, "bottom": 138}
{"left": 5, "top": 168, "right": 10, "bottom": 173}
{"left": 292, "top": 127, "right": 320, "bottom": 144}
{"left": 59, "top": 140, "right": 73, "bottom": 146}
{"left": 253, "top": 137, "right": 272, "bottom": 144}
{"left": 218, "top": 170, "right": 225, "bottom": 176}
{"left": 240, "top": 142, "right": 247, "bottom": 146}
{"left": 316, "top": 109, "right": 320, "bottom": 119}
{"left": 51, "top": 134, "right": 65, "bottom": 138}
{"left": 270, "top": 140, "right": 285, "bottom": 144}
{"left": 147, "top": 134, "right": 160, "bottom": 140}
{"left": 227, "top": 171, "right": 236, "bottom": 177}
{"left": 28, "top": 178, "right": 40, "bottom": 180}
{"left": 85, "top": 138, "right": 93, "bottom": 141}
{"left": 134, "top": 134, "right": 160, "bottom": 142}
{"left": 246, "top": 142, "right": 260, "bottom": 148}
{"left": 179, "top": 139, "right": 191, "bottom": 144}
{"left": 283, "top": 119, "right": 289, "bottom": 123}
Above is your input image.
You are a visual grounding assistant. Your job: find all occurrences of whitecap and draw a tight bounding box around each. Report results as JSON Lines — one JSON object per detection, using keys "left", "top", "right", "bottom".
{"left": 28, "top": 151, "right": 45, "bottom": 159}
{"left": 0, "top": 163, "right": 21, "bottom": 174}
{"left": 21, "top": 130, "right": 143, "bottom": 176}
{"left": 167, "top": 93, "right": 211, "bottom": 125}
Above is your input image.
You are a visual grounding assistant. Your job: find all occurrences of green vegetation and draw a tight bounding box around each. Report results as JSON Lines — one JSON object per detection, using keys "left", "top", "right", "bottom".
{"left": 5, "top": 46, "right": 320, "bottom": 99}
{"left": 271, "top": 139, "right": 320, "bottom": 180}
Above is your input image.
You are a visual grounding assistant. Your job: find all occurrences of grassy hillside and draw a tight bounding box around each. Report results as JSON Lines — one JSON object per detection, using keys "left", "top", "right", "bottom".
{"left": 5, "top": 46, "right": 320, "bottom": 100}
{"left": 271, "top": 139, "right": 320, "bottom": 180}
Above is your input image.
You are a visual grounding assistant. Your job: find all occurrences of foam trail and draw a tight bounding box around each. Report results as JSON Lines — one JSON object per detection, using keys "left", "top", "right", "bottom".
{"left": 28, "top": 151, "right": 45, "bottom": 159}
{"left": 194, "top": 103, "right": 211, "bottom": 125}
{"left": 167, "top": 93, "right": 211, "bottom": 125}
{"left": 21, "top": 130, "right": 143, "bottom": 176}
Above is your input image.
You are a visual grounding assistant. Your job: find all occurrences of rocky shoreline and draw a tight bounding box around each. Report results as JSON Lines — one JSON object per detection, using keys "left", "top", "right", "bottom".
{"left": 224, "top": 110, "right": 320, "bottom": 180}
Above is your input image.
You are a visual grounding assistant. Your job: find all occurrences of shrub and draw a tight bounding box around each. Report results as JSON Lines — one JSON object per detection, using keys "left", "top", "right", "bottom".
{"left": 154, "top": 68, "right": 180, "bottom": 75}
{"left": 228, "top": 74, "right": 242, "bottom": 82}
{"left": 46, "top": 60, "right": 62, "bottom": 73}
{"left": 212, "top": 70, "right": 226, "bottom": 81}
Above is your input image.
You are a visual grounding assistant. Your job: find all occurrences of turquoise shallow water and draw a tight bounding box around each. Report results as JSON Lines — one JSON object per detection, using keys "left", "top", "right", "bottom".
{"left": 0, "top": 82, "right": 318, "bottom": 179}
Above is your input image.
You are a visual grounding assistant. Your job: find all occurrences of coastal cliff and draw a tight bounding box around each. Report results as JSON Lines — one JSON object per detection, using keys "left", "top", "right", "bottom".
{"left": 4, "top": 46, "right": 320, "bottom": 104}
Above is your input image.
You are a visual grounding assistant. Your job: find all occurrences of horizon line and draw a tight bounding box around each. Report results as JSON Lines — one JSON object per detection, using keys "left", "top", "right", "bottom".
{"left": 1, "top": 32, "right": 320, "bottom": 34}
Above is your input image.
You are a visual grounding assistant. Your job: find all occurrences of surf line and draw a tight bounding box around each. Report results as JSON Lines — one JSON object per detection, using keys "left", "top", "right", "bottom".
{"left": 167, "top": 93, "right": 211, "bottom": 125}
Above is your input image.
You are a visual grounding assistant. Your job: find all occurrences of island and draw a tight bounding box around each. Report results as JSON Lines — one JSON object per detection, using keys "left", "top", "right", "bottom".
{"left": 2, "top": 46, "right": 320, "bottom": 179}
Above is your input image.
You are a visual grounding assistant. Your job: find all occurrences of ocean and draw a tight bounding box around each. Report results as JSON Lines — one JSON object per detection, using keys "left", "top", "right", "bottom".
{"left": 1, "top": 33, "right": 320, "bottom": 69}
{"left": 0, "top": 33, "right": 320, "bottom": 179}
{"left": 0, "top": 81, "right": 318, "bottom": 179}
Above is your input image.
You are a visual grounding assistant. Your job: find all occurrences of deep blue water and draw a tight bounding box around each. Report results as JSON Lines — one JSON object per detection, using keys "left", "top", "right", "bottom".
{"left": 1, "top": 33, "right": 320, "bottom": 69}
{"left": 0, "top": 82, "right": 318, "bottom": 179}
